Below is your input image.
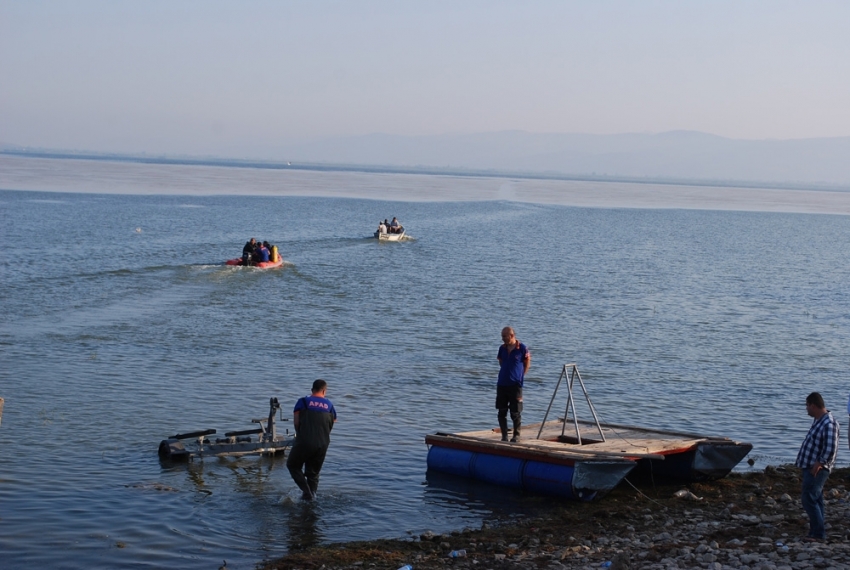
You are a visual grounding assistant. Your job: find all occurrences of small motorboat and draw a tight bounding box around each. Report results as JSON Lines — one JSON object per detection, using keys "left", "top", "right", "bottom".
{"left": 158, "top": 398, "right": 294, "bottom": 461}
{"left": 374, "top": 228, "right": 405, "bottom": 241}
{"left": 225, "top": 257, "right": 283, "bottom": 269}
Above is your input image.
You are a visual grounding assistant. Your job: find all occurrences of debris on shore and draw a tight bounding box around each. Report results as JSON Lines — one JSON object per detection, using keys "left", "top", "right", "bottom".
{"left": 262, "top": 465, "right": 850, "bottom": 570}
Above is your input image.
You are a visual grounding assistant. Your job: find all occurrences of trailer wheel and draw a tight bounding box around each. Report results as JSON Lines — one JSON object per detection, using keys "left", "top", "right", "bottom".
{"left": 158, "top": 438, "right": 189, "bottom": 461}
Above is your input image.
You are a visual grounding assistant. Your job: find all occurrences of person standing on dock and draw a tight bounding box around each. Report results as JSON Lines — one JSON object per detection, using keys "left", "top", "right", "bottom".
{"left": 496, "top": 326, "right": 530, "bottom": 442}
{"left": 287, "top": 379, "right": 337, "bottom": 500}
{"left": 795, "top": 392, "right": 839, "bottom": 542}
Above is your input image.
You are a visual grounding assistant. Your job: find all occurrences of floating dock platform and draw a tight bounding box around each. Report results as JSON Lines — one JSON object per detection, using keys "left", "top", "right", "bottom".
{"left": 425, "top": 364, "right": 752, "bottom": 500}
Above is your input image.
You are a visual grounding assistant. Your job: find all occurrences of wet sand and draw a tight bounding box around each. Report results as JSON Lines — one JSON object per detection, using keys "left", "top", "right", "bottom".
{"left": 263, "top": 466, "right": 850, "bottom": 570}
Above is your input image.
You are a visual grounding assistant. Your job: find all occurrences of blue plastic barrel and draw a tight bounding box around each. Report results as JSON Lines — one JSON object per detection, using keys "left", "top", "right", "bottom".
{"left": 522, "top": 460, "right": 577, "bottom": 499}
{"left": 471, "top": 453, "right": 525, "bottom": 488}
{"left": 427, "top": 446, "right": 475, "bottom": 478}
{"left": 427, "top": 446, "right": 582, "bottom": 498}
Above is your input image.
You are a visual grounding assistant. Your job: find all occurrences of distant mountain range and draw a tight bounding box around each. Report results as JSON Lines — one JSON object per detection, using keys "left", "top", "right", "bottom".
{"left": 4, "top": 130, "right": 850, "bottom": 190}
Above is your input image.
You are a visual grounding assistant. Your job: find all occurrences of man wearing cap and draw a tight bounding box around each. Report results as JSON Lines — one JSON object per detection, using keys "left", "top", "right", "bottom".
{"left": 795, "top": 392, "right": 839, "bottom": 541}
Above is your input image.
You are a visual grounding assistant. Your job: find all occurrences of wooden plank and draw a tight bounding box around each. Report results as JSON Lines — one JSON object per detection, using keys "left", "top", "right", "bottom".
{"left": 437, "top": 419, "right": 714, "bottom": 457}
{"left": 429, "top": 433, "right": 665, "bottom": 460}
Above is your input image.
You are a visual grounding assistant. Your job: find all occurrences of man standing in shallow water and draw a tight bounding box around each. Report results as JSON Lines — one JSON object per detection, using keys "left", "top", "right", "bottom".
{"left": 287, "top": 379, "right": 337, "bottom": 500}
{"left": 497, "top": 326, "right": 530, "bottom": 442}
{"left": 795, "top": 391, "right": 839, "bottom": 541}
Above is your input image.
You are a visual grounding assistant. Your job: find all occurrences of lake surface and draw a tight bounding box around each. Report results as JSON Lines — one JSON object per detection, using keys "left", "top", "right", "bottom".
{"left": 2, "top": 157, "right": 850, "bottom": 569}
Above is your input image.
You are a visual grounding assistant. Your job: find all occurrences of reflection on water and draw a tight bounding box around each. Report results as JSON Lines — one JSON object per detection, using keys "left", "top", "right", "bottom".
{"left": 183, "top": 461, "right": 214, "bottom": 496}
{"left": 424, "top": 471, "right": 557, "bottom": 522}
{"left": 284, "top": 501, "right": 323, "bottom": 552}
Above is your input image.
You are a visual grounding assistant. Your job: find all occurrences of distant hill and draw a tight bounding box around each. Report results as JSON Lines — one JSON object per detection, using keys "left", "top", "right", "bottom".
{"left": 4, "top": 130, "right": 850, "bottom": 189}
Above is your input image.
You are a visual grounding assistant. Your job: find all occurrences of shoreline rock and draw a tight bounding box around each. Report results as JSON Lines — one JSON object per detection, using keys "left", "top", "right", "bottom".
{"left": 262, "top": 465, "right": 850, "bottom": 570}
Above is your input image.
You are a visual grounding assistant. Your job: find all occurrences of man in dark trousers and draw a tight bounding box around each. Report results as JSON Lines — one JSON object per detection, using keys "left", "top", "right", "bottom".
{"left": 287, "top": 379, "right": 337, "bottom": 500}
{"left": 795, "top": 391, "right": 839, "bottom": 541}
{"left": 497, "top": 326, "right": 530, "bottom": 442}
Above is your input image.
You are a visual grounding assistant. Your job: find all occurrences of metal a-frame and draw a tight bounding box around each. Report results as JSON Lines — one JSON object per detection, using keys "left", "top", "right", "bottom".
{"left": 536, "top": 363, "right": 606, "bottom": 444}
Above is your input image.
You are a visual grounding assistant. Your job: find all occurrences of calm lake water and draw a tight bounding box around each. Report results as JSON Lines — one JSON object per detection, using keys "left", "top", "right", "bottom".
{"left": 2, "top": 158, "right": 850, "bottom": 569}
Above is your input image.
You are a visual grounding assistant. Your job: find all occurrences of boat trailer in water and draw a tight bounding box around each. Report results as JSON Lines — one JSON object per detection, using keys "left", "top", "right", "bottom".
{"left": 158, "top": 397, "right": 294, "bottom": 461}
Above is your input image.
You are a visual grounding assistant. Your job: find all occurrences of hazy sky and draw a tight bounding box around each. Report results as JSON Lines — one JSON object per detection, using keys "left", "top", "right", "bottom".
{"left": 2, "top": 1, "right": 849, "bottom": 156}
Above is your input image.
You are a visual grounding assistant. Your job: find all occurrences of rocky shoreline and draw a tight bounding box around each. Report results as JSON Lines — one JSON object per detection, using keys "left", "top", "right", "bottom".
{"left": 262, "top": 465, "right": 850, "bottom": 570}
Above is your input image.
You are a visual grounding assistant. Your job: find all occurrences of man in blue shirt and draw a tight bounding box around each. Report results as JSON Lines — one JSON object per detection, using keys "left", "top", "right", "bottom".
{"left": 795, "top": 392, "right": 839, "bottom": 541}
{"left": 496, "top": 326, "right": 530, "bottom": 442}
{"left": 287, "top": 379, "right": 337, "bottom": 500}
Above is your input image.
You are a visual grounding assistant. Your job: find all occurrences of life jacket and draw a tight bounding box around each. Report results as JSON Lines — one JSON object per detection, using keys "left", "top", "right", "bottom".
{"left": 270, "top": 245, "right": 279, "bottom": 262}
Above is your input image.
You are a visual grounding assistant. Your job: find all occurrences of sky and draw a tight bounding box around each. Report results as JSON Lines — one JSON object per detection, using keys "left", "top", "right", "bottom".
{"left": 2, "top": 1, "right": 849, "bottom": 157}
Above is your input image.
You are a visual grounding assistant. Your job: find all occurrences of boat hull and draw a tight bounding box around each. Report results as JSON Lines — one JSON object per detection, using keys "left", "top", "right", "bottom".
{"left": 374, "top": 230, "right": 405, "bottom": 241}
{"left": 225, "top": 257, "right": 283, "bottom": 269}
{"left": 631, "top": 440, "right": 754, "bottom": 482}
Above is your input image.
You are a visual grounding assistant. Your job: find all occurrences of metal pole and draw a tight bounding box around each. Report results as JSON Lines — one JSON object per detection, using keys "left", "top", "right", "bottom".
{"left": 560, "top": 364, "right": 574, "bottom": 437}
{"left": 574, "top": 367, "right": 606, "bottom": 442}
{"left": 567, "top": 365, "right": 582, "bottom": 445}
{"left": 560, "top": 365, "right": 571, "bottom": 437}
{"left": 560, "top": 364, "right": 575, "bottom": 437}
{"left": 537, "top": 364, "right": 566, "bottom": 439}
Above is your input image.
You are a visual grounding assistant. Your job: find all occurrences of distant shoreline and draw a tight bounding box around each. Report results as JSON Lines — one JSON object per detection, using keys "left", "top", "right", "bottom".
{"left": 2, "top": 148, "right": 848, "bottom": 195}
{"left": 3, "top": 153, "right": 850, "bottom": 215}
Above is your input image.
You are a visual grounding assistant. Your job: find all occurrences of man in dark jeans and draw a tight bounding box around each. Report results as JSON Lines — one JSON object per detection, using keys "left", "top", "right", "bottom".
{"left": 795, "top": 392, "right": 839, "bottom": 541}
{"left": 496, "top": 326, "right": 530, "bottom": 442}
{"left": 287, "top": 379, "right": 337, "bottom": 500}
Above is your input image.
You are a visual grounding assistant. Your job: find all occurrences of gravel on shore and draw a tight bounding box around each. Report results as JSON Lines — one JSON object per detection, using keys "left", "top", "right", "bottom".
{"left": 261, "top": 465, "right": 850, "bottom": 570}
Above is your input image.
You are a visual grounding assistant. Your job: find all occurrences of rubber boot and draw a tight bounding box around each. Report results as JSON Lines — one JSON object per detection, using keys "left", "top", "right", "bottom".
{"left": 498, "top": 416, "right": 509, "bottom": 441}
{"left": 299, "top": 479, "right": 314, "bottom": 500}
{"left": 290, "top": 471, "right": 314, "bottom": 500}
{"left": 511, "top": 415, "right": 521, "bottom": 443}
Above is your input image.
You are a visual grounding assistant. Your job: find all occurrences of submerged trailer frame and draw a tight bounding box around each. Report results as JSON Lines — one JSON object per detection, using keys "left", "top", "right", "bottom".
{"left": 158, "top": 397, "right": 295, "bottom": 461}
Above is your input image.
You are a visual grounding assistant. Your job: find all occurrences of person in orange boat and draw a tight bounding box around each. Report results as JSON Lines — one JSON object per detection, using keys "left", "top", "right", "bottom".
{"left": 241, "top": 238, "right": 256, "bottom": 265}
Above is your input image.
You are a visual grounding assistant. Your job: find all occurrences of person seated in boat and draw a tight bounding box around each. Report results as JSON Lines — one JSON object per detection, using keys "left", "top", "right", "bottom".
{"left": 378, "top": 221, "right": 387, "bottom": 234}
{"left": 255, "top": 242, "right": 270, "bottom": 264}
{"left": 390, "top": 217, "right": 402, "bottom": 234}
{"left": 269, "top": 243, "right": 280, "bottom": 263}
{"left": 242, "top": 238, "right": 257, "bottom": 265}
